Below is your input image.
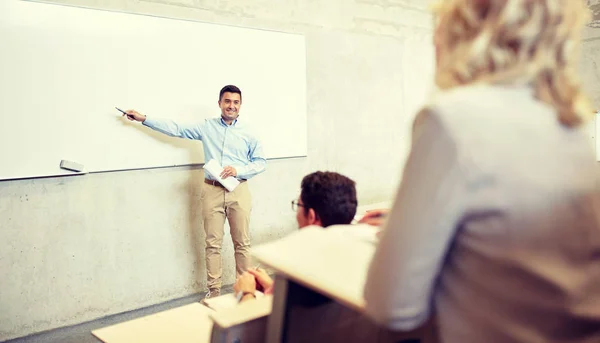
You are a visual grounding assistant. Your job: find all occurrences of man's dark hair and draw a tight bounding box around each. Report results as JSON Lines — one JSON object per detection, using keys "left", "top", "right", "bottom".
{"left": 300, "top": 171, "right": 358, "bottom": 227}
{"left": 219, "top": 85, "right": 242, "bottom": 102}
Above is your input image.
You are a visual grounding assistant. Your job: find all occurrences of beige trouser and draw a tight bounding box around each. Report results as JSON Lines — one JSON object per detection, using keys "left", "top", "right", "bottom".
{"left": 202, "top": 180, "right": 252, "bottom": 291}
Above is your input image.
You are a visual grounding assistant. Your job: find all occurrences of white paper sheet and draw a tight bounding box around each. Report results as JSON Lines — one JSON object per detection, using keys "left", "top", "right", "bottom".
{"left": 596, "top": 113, "right": 600, "bottom": 161}
{"left": 203, "top": 159, "right": 240, "bottom": 192}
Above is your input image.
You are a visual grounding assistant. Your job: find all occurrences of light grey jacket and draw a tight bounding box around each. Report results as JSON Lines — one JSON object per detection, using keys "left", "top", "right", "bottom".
{"left": 364, "top": 84, "right": 600, "bottom": 343}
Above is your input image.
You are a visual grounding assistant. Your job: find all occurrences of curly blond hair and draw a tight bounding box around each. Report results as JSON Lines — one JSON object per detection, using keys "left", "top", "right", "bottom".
{"left": 433, "top": 0, "right": 593, "bottom": 127}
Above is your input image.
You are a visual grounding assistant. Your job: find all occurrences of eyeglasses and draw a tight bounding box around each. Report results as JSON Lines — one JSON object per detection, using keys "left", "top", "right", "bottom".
{"left": 291, "top": 200, "right": 305, "bottom": 211}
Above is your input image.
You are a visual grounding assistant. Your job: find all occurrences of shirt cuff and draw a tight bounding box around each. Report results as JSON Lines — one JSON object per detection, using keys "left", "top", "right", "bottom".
{"left": 142, "top": 116, "right": 155, "bottom": 128}
{"left": 235, "top": 165, "right": 248, "bottom": 179}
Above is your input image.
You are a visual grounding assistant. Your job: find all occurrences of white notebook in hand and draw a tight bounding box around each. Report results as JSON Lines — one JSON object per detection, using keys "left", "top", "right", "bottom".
{"left": 203, "top": 159, "right": 240, "bottom": 192}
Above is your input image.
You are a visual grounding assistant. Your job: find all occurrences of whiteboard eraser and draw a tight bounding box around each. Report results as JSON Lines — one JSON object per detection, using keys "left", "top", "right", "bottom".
{"left": 60, "top": 160, "right": 85, "bottom": 172}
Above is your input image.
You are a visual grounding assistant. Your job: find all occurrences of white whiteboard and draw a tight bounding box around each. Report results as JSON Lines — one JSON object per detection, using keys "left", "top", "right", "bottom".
{"left": 0, "top": 0, "right": 307, "bottom": 180}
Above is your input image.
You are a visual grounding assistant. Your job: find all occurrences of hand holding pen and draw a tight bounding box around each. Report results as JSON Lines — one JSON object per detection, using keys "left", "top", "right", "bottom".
{"left": 116, "top": 107, "right": 146, "bottom": 122}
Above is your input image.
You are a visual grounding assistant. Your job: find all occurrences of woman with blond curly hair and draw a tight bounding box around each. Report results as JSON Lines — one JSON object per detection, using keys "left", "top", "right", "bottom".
{"left": 364, "top": 0, "right": 600, "bottom": 341}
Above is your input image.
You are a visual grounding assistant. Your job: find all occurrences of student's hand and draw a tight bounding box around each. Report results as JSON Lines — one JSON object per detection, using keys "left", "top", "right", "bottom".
{"left": 123, "top": 109, "right": 146, "bottom": 122}
{"left": 358, "top": 209, "right": 389, "bottom": 227}
{"left": 248, "top": 268, "right": 274, "bottom": 291}
{"left": 234, "top": 272, "right": 257, "bottom": 294}
{"left": 220, "top": 166, "right": 237, "bottom": 178}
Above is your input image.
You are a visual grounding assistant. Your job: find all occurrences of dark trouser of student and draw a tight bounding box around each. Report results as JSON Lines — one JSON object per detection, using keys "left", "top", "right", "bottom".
{"left": 202, "top": 180, "right": 252, "bottom": 295}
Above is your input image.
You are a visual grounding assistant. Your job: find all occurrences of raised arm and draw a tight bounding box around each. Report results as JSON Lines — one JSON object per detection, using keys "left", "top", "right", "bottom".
{"left": 124, "top": 109, "right": 203, "bottom": 140}
{"left": 363, "top": 109, "right": 469, "bottom": 331}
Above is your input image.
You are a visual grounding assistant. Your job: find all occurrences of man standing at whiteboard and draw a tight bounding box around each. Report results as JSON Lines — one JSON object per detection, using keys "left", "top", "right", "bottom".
{"left": 123, "top": 85, "right": 266, "bottom": 299}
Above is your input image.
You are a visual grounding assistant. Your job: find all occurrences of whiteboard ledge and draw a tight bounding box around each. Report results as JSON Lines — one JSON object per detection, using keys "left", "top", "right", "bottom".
{"left": 0, "top": 155, "right": 307, "bottom": 182}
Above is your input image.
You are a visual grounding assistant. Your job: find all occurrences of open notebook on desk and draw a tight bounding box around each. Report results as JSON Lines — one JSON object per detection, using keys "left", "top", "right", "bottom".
{"left": 252, "top": 225, "right": 377, "bottom": 312}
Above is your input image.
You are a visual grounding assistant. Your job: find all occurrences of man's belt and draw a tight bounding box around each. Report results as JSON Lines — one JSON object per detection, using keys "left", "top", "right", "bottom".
{"left": 204, "top": 178, "right": 246, "bottom": 188}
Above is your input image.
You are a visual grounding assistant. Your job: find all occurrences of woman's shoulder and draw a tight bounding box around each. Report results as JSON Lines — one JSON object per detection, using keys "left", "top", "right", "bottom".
{"left": 428, "top": 84, "right": 533, "bottom": 111}
{"left": 422, "top": 83, "right": 545, "bottom": 127}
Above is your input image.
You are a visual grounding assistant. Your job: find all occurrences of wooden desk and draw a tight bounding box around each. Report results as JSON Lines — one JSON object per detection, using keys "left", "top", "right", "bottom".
{"left": 91, "top": 303, "right": 214, "bottom": 343}
{"left": 91, "top": 294, "right": 273, "bottom": 343}
{"left": 209, "top": 296, "right": 273, "bottom": 343}
{"left": 253, "top": 226, "right": 438, "bottom": 343}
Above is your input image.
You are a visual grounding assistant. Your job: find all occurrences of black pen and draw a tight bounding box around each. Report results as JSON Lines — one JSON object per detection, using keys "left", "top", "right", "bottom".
{"left": 116, "top": 107, "right": 135, "bottom": 120}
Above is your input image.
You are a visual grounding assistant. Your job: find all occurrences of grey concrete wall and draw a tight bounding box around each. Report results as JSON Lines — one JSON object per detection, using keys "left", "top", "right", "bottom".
{"left": 0, "top": 0, "right": 432, "bottom": 340}
{"left": 588, "top": 0, "right": 600, "bottom": 28}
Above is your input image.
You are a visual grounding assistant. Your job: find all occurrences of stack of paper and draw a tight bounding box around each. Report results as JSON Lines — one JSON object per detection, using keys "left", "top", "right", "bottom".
{"left": 203, "top": 159, "right": 240, "bottom": 192}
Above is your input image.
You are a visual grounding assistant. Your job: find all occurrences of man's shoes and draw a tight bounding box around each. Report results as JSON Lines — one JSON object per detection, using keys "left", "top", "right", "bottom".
{"left": 201, "top": 288, "right": 221, "bottom": 306}
{"left": 204, "top": 288, "right": 221, "bottom": 299}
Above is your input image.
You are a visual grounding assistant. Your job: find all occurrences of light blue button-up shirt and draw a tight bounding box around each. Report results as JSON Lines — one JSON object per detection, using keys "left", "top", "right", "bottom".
{"left": 143, "top": 116, "right": 266, "bottom": 180}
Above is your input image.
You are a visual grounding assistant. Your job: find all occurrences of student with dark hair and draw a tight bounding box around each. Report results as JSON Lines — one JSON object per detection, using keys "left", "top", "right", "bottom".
{"left": 294, "top": 171, "right": 358, "bottom": 228}
{"left": 234, "top": 171, "right": 358, "bottom": 303}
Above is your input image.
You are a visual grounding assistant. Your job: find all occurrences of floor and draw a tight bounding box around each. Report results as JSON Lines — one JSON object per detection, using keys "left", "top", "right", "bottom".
{"left": 3, "top": 285, "right": 233, "bottom": 343}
